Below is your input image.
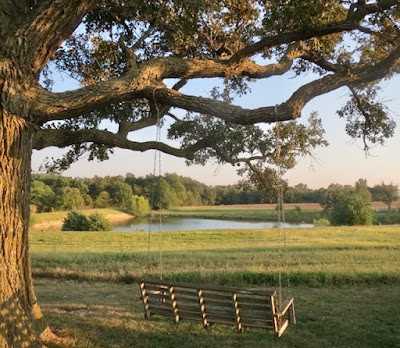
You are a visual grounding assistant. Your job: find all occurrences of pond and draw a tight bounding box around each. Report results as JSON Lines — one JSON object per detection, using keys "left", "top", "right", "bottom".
{"left": 113, "top": 216, "right": 314, "bottom": 232}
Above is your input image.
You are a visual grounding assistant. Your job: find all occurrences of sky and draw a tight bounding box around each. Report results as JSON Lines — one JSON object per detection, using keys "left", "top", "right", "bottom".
{"left": 32, "top": 67, "right": 400, "bottom": 189}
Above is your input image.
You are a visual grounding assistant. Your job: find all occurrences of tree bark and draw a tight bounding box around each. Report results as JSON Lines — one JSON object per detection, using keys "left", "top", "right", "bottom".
{"left": 0, "top": 80, "right": 43, "bottom": 347}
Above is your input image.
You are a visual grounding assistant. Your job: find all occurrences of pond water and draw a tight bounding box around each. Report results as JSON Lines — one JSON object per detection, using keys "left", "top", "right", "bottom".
{"left": 113, "top": 216, "right": 313, "bottom": 232}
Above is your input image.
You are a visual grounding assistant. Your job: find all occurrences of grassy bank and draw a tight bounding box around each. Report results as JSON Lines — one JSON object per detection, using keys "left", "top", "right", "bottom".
{"left": 31, "top": 208, "right": 134, "bottom": 230}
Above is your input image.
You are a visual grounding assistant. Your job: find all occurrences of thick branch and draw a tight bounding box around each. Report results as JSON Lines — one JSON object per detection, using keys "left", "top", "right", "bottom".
{"left": 33, "top": 128, "right": 208, "bottom": 160}
{"left": 32, "top": 40, "right": 400, "bottom": 127}
{"left": 8, "top": 0, "right": 96, "bottom": 74}
{"left": 32, "top": 49, "right": 301, "bottom": 123}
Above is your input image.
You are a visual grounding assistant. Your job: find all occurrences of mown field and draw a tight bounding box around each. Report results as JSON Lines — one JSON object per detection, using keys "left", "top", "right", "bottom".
{"left": 31, "top": 225, "right": 400, "bottom": 347}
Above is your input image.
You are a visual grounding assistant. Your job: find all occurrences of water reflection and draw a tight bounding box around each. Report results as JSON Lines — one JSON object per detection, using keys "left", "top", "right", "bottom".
{"left": 113, "top": 216, "right": 313, "bottom": 232}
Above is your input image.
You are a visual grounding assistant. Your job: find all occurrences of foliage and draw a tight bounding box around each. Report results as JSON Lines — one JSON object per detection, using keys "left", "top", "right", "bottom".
{"left": 374, "top": 209, "right": 400, "bottom": 225}
{"left": 57, "top": 187, "right": 85, "bottom": 211}
{"left": 87, "top": 213, "right": 112, "bottom": 231}
{"left": 62, "top": 211, "right": 111, "bottom": 231}
{"left": 62, "top": 211, "right": 90, "bottom": 231}
{"left": 128, "top": 194, "right": 150, "bottom": 216}
{"left": 94, "top": 191, "right": 111, "bottom": 208}
{"left": 329, "top": 192, "right": 374, "bottom": 226}
{"left": 30, "top": 180, "right": 56, "bottom": 212}
{"left": 25, "top": 1, "right": 398, "bottom": 176}
{"left": 371, "top": 181, "right": 399, "bottom": 211}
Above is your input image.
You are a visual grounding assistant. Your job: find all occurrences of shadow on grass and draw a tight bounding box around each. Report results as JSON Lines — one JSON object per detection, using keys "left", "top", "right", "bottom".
{"left": 37, "top": 280, "right": 400, "bottom": 348}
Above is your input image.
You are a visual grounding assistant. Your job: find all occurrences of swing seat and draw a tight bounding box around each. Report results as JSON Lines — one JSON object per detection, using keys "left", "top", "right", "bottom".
{"left": 138, "top": 278, "right": 296, "bottom": 337}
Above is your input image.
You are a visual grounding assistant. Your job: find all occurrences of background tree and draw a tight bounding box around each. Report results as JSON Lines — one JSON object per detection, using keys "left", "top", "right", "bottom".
{"left": 56, "top": 187, "right": 85, "bottom": 211}
{"left": 128, "top": 195, "right": 150, "bottom": 216}
{"left": 371, "top": 181, "right": 399, "bottom": 211}
{"left": 1, "top": 1, "right": 400, "bottom": 346}
{"left": 30, "top": 181, "right": 56, "bottom": 213}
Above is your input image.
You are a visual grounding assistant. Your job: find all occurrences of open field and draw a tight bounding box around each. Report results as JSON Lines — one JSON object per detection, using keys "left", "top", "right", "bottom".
{"left": 31, "top": 226, "right": 400, "bottom": 285}
{"left": 31, "top": 225, "right": 400, "bottom": 347}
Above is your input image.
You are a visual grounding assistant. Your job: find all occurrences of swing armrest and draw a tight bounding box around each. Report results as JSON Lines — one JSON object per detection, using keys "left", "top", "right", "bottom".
{"left": 276, "top": 297, "right": 294, "bottom": 318}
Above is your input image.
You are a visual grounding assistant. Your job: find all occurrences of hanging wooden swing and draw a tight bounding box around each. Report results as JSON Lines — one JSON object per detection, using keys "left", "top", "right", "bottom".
{"left": 137, "top": 99, "right": 294, "bottom": 336}
{"left": 138, "top": 278, "right": 295, "bottom": 337}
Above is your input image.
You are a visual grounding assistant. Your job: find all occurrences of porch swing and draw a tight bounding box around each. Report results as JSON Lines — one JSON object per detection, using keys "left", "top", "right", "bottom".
{"left": 137, "top": 101, "right": 296, "bottom": 337}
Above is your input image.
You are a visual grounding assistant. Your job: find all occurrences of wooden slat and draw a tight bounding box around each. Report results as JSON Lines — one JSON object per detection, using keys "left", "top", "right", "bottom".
{"left": 147, "top": 300, "right": 172, "bottom": 309}
{"left": 205, "top": 309, "right": 235, "bottom": 318}
{"left": 206, "top": 315, "right": 237, "bottom": 325}
{"left": 174, "top": 286, "right": 197, "bottom": 296}
{"left": 236, "top": 295, "right": 271, "bottom": 306}
{"left": 176, "top": 303, "right": 202, "bottom": 313}
{"left": 144, "top": 284, "right": 169, "bottom": 292}
{"left": 203, "top": 299, "right": 233, "bottom": 308}
{"left": 200, "top": 291, "right": 234, "bottom": 301}
{"left": 241, "top": 318, "right": 274, "bottom": 329}
{"left": 277, "top": 298, "right": 294, "bottom": 316}
{"left": 140, "top": 278, "right": 276, "bottom": 296}
{"left": 277, "top": 320, "right": 289, "bottom": 337}
{"left": 149, "top": 307, "right": 174, "bottom": 317}
{"left": 237, "top": 302, "right": 272, "bottom": 311}
{"left": 239, "top": 312, "right": 272, "bottom": 321}
{"left": 144, "top": 293, "right": 169, "bottom": 302}
{"left": 177, "top": 312, "right": 203, "bottom": 321}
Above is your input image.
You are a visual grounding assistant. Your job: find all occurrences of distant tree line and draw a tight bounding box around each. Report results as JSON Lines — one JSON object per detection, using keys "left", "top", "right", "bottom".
{"left": 30, "top": 173, "right": 399, "bottom": 215}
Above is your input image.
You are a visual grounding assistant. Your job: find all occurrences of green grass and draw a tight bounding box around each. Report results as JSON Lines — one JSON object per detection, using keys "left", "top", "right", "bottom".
{"left": 31, "top": 226, "right": 400, "bottom": 286}
{"left": 31, "top": 226, "right": 400, "bottom": 347}
{"left": 35, "top": 280, "right": 400, "bottom": 348}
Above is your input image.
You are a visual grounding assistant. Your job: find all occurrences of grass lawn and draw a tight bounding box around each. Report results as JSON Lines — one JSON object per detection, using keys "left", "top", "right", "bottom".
{"left": 30, "top": 225, "right": 400, "bottom": 347}
{"left": 35, "top": 280, "right": 400, "bottom": 348}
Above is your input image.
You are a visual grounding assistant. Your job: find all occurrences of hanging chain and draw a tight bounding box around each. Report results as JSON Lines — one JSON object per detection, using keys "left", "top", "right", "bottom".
{"left": 152, "top": 88, "right": 163, "bottom": 280}
{"left": 274, "top": 105, "right": 290, "bottom": 307}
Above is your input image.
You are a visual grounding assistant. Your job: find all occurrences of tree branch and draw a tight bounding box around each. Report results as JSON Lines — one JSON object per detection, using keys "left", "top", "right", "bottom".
{"left": 33, "top": 128, "right": 209, "bottom": 160}
{"left": 12, "top": 0, "right": 96, "bottom": 74}
{"left": 31, "top": 41, "right": 400, "bottom": 126}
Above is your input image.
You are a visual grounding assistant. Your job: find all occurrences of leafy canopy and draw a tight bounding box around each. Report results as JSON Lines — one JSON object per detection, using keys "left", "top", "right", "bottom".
{"left": 22, "top": 0, "right": 399, "bottom": 178}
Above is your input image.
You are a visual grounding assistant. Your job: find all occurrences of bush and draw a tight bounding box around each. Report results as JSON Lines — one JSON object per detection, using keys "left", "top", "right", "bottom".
{"left": 314, "top": 218, "right": 330, "bottom": 227}
{"left": 88, "top": 213, "right": 112, "bottom": 231}
{"left": 62, "top": 211, "right": 90, "bottom": 231}
{"left": 62, "top": 211, "right": 111, "bottom": 231}
{"left": 329, "top": 193, "right": 374, "bottom": 226}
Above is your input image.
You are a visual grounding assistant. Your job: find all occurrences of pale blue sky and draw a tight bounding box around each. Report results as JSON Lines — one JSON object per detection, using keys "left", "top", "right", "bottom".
{"left": 32, "top": 69, "right": 400, "bottom": 189}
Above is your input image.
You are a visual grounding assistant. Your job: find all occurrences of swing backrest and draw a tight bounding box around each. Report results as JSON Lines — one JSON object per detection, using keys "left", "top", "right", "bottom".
{"left": 138, "top": 278, "right": 295, "bottom": 336}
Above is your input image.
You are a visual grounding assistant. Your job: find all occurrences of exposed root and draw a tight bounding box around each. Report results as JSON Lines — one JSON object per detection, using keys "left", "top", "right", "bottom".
{"left": 40, "top": 326, "right": 75, "bottom": 347}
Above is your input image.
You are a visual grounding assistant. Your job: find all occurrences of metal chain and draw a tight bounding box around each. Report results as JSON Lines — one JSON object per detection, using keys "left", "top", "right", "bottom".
{"left": 274, "top": 105, "right": 290, "bottom": 306}
{"left": 152, "top": 88, "right": 163, "bottom": 280}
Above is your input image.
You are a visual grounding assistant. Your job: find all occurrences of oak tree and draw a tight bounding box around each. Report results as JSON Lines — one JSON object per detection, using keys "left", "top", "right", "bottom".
{"left": 1, "top": 0, "right": 399, "bottom": 346}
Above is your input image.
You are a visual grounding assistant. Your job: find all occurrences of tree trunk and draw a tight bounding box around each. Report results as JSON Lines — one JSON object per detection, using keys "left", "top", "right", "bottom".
{"left": 0, "top": 108, "right": 44, "bottom": 346}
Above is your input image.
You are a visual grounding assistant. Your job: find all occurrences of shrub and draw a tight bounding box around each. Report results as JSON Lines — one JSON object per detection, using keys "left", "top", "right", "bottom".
{"left": 329, "top": 193, "right": 374, "bottom": 226}
{"left": 88, "top": 213, "right": 112, "bottom": 231}
{"left": 314, "top": 218, "right": 330, "bottom": 227}
{"left": 62, "top": 211, "right": 90, "bottom": 231}
{"left": 62, "top": 211, "right": 111, "bottom": 231}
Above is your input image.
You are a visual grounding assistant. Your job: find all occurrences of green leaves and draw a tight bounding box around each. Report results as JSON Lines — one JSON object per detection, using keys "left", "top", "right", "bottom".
{"left": 337, "top": 87, "right": 396, "bottom": 149}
